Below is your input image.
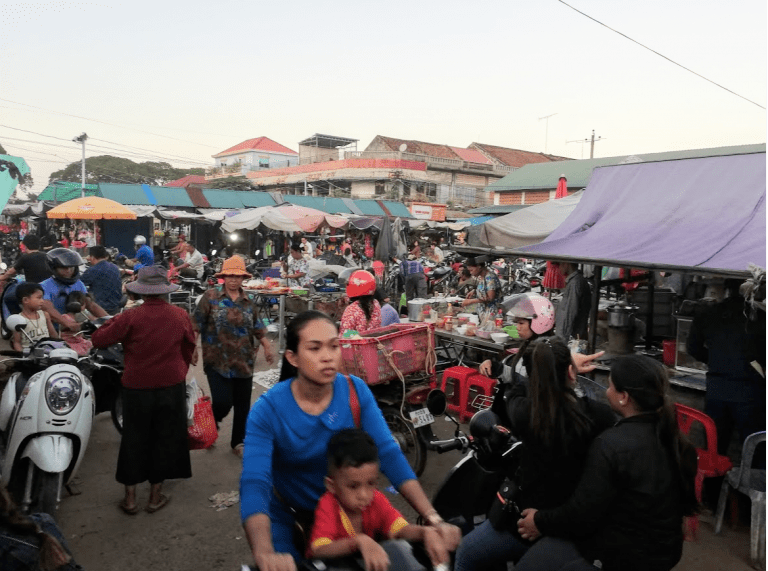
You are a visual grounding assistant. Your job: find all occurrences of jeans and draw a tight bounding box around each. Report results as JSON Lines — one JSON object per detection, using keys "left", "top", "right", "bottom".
{"left": 405, "top": 272, "right": 427, "bottom": 301}
{"left": 1, "top": 513, "right": 84, "bottom": 571}
{"left": 453, "top": 519, "right": 530, "bottom": 571}
{"left": 205, "top": 366, "right": 253, "bottom": 449}
{"left": 515, "top": 537, "right": 597, "bottom": 571}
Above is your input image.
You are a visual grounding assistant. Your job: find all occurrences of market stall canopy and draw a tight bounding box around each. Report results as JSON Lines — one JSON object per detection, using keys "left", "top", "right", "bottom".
{"left": 2, "top": 203, "right": 34, "bottom": 217}
{"left": 514, "top": 153, "right": 766, "bottom": 276}
{"left": 275, "top": 203, "right": 348, "bottom": 232}
{"left": 37, "top": 181, "right": 100, "bottom": 202}
{"left": 0, "top": 155, "right": 30, "bottom": 213}
{"left": 220, "top": 206, "right": 303, "bottom": 233}
{"left": 466, "top": 190, "right": 583, "bottom": 249}
{"left": 47, "top": 196, "right": 137, "bottom": 220}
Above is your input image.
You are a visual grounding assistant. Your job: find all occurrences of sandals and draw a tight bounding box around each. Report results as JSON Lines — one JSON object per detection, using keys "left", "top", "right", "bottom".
{"left": 232, "top": 443, "right": 245, "bottom": 458}
{"left": 145, "top": 493, "right": 170, "bottom": 514}
{"left": 118, "top": 500, "right": 140, "bottom": 515}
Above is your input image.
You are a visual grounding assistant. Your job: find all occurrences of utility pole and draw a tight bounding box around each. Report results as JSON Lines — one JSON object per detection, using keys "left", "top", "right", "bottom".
{"left": 72, "top": 132, "right": 88, "bottom": 197}
{"left": 538, "top": 113, "right": 557, "bottom": 154}
{"left": 566, "top": 130, "right": 605, "bottom": 159}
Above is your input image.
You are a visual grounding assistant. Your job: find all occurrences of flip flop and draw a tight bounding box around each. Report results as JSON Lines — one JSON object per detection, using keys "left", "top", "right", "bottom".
{"left": 119, "top": 500, "right": 140, "bottom": 515}
{"left": 145, "top": 493, "right": 170, "bottom": 514}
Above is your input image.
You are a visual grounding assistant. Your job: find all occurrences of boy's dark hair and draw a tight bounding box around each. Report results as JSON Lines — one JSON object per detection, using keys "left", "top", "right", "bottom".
{"left": 22, "top": 234, "right": 40, "bottom": 250}
{"left": 88, "top": 245, "right": 108, "bottom": 260}
{"left": 66, "top": 291, "right": 88, "bottom": 305}
{"left": 327, "top": 429, "right": 379, "bottom": 474}
{"left": 15, "top": 282, "right": 44, "bottom": 303}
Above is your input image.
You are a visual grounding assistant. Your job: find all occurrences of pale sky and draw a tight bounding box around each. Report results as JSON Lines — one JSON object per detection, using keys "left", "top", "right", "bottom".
{"left": 1, "top": 0, "right": 765, "bottom": 195}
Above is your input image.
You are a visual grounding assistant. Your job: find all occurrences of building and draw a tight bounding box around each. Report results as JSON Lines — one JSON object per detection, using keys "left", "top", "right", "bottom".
{"left": 207, "top": 137, "right": 298, "bottom": 179}
{"left": 483, "top": 142, "right": 767, "bottom": 207}
{"left": 239, "top": 134, "right": 570, "bottom": 208}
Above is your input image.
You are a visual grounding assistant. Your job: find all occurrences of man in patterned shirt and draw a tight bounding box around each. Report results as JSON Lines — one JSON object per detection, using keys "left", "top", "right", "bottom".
{"left": 282, "top": 244, "right": 310, "bottom": 287}
{"left": 193, "top": 256, "right": 276, "bottom": 457}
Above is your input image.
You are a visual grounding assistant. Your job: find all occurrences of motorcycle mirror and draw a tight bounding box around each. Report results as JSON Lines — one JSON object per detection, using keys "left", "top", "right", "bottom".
{"left": 0, "top": 262, "right": 6, "bottom": 271}
{"left": 211, "top": 249, "right": 217, "bottom": 256}
{"left": 254, "top": 250, "right": 260, "bottom": 256}
{"left": 6, "top": 314, "right": 27, "bottom": 332}
{"left": 425, "top": 389, "right": 447, "bottom": 416}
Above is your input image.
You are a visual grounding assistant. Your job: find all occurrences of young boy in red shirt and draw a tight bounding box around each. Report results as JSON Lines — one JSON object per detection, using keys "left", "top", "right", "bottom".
{"left": 309, "top": 429, "right": 448, "bottom": 570}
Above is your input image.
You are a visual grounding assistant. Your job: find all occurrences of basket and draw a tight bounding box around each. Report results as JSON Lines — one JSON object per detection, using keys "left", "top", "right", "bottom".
{"left": 341, "top": 323, "right": 435, "bottom": 385}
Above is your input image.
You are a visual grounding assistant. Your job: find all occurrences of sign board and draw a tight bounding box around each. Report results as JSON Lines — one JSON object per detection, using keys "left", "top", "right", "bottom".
{"left": 410, "top": 204, "right": 433, "bottom": 220}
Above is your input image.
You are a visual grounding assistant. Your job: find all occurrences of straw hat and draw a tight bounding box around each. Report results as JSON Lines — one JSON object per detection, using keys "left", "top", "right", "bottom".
{"left": 125, "top": 265, "right": 179, "bottom": 295}
{"left": 215, "top": 256, "right": 252, "bottom": 278}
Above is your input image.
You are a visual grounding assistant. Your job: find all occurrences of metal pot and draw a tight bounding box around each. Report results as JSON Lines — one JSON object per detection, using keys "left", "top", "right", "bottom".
{"left": 407, "top": 299, "right": 433, "bottom": 322}
{"left": 607, "top": 302, "right": 638, "bottom": 328}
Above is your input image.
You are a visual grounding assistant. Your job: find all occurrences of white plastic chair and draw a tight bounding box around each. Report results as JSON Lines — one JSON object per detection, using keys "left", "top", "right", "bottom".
{"left": 714, "top": 431, "right": 766, "bottom": 569}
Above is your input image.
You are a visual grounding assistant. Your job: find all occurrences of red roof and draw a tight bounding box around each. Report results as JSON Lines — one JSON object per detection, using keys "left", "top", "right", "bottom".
{"left": 165, "top": 175, "right": 207, "bottom": 187}
{"left": 449, "top": 147, "right": 492, "bottom": 164}
{"left": 469, "top": 143, "right": 571, "bottom": 168}
{"left": 213, "top": 137, "right": 297, "bottom": 158}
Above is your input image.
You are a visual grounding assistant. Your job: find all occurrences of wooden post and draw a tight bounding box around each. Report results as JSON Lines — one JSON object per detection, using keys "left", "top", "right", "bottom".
{"left": 589, "top": 266, "right": 602, "bottom": 355}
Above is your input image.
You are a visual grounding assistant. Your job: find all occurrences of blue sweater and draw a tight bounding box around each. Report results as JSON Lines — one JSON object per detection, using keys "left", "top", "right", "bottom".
{"left": 240, "top": 373, "right": 415, "bottom": 554}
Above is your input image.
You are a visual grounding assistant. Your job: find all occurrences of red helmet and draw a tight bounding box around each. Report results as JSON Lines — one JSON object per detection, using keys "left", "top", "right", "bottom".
{"left": 346, "top": 270, "right": 376, "bottom": 298}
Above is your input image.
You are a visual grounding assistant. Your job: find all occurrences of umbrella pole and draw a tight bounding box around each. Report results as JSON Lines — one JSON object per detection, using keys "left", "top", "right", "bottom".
{"left": 588, "top": 266, "right": 602, "bottom": 355}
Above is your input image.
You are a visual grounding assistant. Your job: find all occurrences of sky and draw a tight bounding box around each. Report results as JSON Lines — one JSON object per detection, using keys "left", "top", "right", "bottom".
{"left": 0, "top": 0, "right": 765, "bottom": 196}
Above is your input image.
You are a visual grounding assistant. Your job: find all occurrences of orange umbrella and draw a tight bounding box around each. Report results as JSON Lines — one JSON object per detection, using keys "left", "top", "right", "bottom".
{"left": 46, "top": 196, "right": 137, "bottom": 220}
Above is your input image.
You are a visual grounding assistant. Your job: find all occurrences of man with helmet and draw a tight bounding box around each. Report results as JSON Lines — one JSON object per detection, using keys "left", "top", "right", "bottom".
{"left": 126, "top": 235, "right": 154, "bottom": 271}
{"left": 40, "top": 248, "right": 107, "bottom": 331}
{"left": 340, "top": 270, "right": 381, "bottom": 334}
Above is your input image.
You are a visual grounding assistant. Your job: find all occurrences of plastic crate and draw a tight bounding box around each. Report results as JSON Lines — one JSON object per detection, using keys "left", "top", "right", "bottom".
{"left": 261, "top": 268, "right": 281, "bottom": 278}
{"left": 341, "top": 323, "right": 435, "bottom": 385}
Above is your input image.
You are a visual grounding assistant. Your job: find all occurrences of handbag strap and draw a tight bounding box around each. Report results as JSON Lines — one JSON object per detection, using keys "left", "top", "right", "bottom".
{"left": 346, "top": 375, "right": 361, "bottom": 429}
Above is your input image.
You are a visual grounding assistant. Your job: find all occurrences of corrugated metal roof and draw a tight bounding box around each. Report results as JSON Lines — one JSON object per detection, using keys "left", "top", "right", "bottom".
{"left": 283, "top": 195, "right": 354, "bottom": 214}
{"left": 467, "top": 204, "right": 533, "bottom": 215}
{"left": 486, "top": 143, "right": 767, "bottom": 192}
{"left": 201, "top": 189, "right": 246, "bottom": 209}
{"left": 148, "top": 186, "right": 194, "bottom": 207}
{"left": 37, "top": 182, "right": 100, "bottom": 202}
{"left": 353, "top": 200, "right": 385, "bottom": 216}
{"left": 239, "top": 191, "right": 276, "bottom": 208}
{"left": 380, "top": 201, "right": 412, "bottom": 218}
{"left": 99, "top": 183, "right": 153, "bottom": 205}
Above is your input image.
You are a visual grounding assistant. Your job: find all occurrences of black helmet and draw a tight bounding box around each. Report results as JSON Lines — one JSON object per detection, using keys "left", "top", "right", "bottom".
{"left": 47, "top": 248, "right": 84, "bottom": 285}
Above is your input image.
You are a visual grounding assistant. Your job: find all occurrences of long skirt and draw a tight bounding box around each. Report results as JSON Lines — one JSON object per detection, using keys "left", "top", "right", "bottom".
{"left": 116, "top": 383, "right": 192, "bottom": 486}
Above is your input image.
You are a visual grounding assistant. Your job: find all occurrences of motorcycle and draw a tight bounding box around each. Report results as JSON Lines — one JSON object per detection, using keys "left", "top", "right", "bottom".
{"left": 0, "top": 269, "right": 21, "bottom": 340}
{"left": 0, "top": 315, "right": 95, "bottom": 517}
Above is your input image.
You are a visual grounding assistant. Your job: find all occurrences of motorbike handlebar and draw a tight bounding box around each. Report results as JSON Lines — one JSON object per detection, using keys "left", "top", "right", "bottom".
{"left": 428, "top": 436, "right": 469, "bottom": 453}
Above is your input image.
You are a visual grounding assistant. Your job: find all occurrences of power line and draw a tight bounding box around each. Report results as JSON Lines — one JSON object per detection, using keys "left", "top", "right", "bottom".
{"left": 0, "top": 98, "right": 224, "bottom": 148}
{"left": 556, "top": 0, "right": 766, "bottom": 110}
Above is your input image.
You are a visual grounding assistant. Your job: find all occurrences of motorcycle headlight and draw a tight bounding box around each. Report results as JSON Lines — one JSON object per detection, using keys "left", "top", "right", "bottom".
{"left": 45, "top": 374, "right": 82, "bottom": 416}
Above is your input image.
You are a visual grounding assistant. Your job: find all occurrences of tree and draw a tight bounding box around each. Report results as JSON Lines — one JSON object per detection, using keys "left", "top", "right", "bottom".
{"left": 48, "top": 155, "right": 205, "bottom": 186}
{"left": 203, "top": 176, "right": 256, "bottom": 191}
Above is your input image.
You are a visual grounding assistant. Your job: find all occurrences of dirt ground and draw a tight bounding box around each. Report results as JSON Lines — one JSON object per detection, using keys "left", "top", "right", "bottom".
{"left": 0, "top": 337, "right": 756, "bottom": 571}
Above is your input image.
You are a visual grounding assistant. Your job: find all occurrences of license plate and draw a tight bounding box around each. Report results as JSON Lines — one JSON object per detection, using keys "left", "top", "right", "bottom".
{"left": 409, "top": 407, "right": 435, "bottom": 428}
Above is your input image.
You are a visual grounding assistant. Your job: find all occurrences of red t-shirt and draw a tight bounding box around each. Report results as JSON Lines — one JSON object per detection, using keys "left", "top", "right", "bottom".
{"left": 308, "top": 490, "right": 408, "bottom": 557}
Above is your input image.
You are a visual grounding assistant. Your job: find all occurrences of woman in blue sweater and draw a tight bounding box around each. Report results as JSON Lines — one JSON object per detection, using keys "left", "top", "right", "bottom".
{"left": 240, "top": 310, "right": 460, "bottom": 571}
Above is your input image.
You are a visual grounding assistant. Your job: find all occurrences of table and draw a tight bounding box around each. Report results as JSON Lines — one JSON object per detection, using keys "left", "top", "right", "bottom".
{"left": 246, "top": 291, "right": 287, "bottom": 352}
{"left": 434, "top": 329, "right": 522, "bottom": 367}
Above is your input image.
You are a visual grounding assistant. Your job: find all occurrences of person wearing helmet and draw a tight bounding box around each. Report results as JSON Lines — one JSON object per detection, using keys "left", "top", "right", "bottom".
{"left": 40, "top": 247, "right": 107, "bottom": 331}
{"left": 340, "top": 270, "right": 381, "bottom": 335}
{"left": 126, "top": 235, "right": 155, "bottom": 271}
{"left": 478, "top": 293, "right": 556, "bottom": 386}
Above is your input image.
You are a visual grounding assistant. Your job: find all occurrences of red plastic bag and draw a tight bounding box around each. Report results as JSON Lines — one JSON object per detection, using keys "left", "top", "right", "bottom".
{"left": 188, "top": 396, "right": 218, "bottom": 450}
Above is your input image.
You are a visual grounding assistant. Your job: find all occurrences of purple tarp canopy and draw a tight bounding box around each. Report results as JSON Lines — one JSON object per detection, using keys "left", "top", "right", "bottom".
{"left": 514, "top": 152, "right": 766, "bottom": 276}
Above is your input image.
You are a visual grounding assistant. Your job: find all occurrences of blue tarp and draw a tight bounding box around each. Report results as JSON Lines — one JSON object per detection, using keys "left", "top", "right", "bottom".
{"left": 514, "top": 153, "right": 766, "bottom": 275}
{"left": 466, "top": 216, "right": 494, "bottom": 225}
{"left": 0, "top": 155, "right": 30, "bottom": 212}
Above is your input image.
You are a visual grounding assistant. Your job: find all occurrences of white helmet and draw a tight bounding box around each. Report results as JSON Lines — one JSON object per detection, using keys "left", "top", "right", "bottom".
{"left": 503, "top": 293, "right": 555, "bottom": 335}
{"left": 134, "top": 235, "right": 147, "bottom": 246}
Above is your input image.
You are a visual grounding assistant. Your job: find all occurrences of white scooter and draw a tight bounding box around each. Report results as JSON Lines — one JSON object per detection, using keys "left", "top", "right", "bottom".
{"left": 0, "top": 315, "right": 94, "bottom": 517}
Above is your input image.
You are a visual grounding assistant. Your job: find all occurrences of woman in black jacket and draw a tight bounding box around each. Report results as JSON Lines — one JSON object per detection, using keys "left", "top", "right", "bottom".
{"left": 516, "top": 354, "right": 698, "bottom": 571}
{"left": 454, "top": 338, "right": 615, "bottom": 571}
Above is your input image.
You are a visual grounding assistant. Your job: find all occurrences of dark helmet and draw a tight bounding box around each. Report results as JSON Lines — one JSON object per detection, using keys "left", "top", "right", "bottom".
{"left": 47, "top": 248, "right": 84, "bottom": 285}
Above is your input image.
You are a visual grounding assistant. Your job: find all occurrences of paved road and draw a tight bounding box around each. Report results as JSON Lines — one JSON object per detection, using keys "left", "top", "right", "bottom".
{"left": 32, "top": 344, "right": 753, "bottom": 570}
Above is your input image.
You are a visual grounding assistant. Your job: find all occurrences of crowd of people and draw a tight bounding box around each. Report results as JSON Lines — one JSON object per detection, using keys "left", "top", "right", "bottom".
{"left": 0, "top": 225, "right": 762, "bottom": 571}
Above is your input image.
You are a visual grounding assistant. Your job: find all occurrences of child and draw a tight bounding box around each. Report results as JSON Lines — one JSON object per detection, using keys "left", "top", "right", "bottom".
{"left": 12, "top": 283, "right": 57, "bottom": 352}
{"left": 59, "top": 291, "right": 93, "bottom": 356}
{"left": 309, "top": 429, "right": 448, "bottom": 570}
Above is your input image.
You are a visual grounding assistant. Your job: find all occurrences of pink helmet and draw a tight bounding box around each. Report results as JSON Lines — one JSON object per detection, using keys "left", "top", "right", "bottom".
{"left": 505, "top": 293, "right": 555, "bottom": 335}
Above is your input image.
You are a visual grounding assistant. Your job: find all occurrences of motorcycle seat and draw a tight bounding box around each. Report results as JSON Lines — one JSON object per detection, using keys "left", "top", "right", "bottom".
{"left": 432, "top": 267, "right": 451, "bottom": 276}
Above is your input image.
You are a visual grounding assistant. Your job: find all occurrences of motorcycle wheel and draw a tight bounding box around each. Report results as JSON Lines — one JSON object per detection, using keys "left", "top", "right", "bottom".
{"left": 111, "top": 391, "right": 124, "bottom": 433}
{"left": 34, "top": 470, "right": 62, "bottom": 518}
{"left": 381, "top": 406, "right": 427, "bottom": 477}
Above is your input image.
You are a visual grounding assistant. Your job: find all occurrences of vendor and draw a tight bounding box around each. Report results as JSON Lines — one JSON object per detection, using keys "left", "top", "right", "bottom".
{"left": 460, "top": 256, "right": 501, "bottom": 315}
{"left": 340, "top": 270, "right": 381, "bottom": 335}
{"left": 282, "top": 243, "right": 310, "bottom": 287}
{"left": 410, "top": 240, "right": 422, "bottom": 259}
{"left": 428, "top": 241, "right": 444, "bottom": 264}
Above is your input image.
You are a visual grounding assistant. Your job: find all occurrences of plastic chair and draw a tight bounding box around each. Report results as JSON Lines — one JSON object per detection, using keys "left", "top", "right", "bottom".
{"left": 440, "top": 366, "right": 497, "bottom": 423}
{"left": 714, "top": 431, "right": 766, "bottom": 569}
{"left": 674, "top": 403, "right": 734, "bottom": 538}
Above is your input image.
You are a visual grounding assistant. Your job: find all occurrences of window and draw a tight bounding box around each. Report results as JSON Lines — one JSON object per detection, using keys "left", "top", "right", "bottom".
{"left": 375, "top": 182, "right": 385, "bottom": 196}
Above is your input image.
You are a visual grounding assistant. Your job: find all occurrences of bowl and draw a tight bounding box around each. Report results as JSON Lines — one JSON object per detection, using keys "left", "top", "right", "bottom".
{"left": 491, "top": 332, "right": 511, "bottom": 344}
{"left": 455, "top": 325, "right": 467, "bottom": 336}
{"left": 475, "top": 329, "right": 492, "bottom": 339}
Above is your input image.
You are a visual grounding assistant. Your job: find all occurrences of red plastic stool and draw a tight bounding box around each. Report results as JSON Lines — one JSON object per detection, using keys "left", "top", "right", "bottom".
{"left": 440, "top": 366, "right": 497, "bottom": 423}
